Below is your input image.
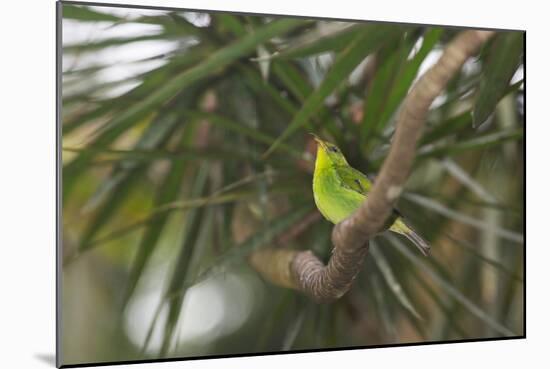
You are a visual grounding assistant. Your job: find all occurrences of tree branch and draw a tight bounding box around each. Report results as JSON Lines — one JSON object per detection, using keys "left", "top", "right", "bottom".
{"left": 252, "top": 30, "right": 495, "bottom": 303}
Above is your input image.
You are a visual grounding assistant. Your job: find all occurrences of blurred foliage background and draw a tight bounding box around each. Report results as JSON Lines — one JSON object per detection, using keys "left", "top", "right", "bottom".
{"left": 60, "top": 3, "right": 524, "bottom": 366}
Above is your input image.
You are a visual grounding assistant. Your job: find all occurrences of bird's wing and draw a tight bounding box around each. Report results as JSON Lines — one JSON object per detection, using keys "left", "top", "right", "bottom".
{"left": 334, "top": 165, "right": 373, "bottom": 196}
{"left": 336, "top": 164, "right": 402, "bottom": 222}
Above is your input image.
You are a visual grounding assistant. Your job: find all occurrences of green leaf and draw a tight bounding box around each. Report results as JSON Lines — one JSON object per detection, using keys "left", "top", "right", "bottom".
{"left": 271, "top": 60, "right": 341, "bottom": 141}
{"left": 64, "top": 34, "right": 174, "bottom": 53}
{"left": 238, "top": 64, "right": 297, "bottom": 117}
{"left": 73, "top": 113, "right": 181, "bottom": 251}
{"left": 255, "top": 291, "right": 293, "bottom": 350}
{"left": 78, "top": 169, "right": 144, "bottom": 252}
{"left": 63, "top": 77, "right": 140, "bottom": 107}
{"left": 272, "top": 61, "right": 311, "bottom": 102}
{"left": 213, "top": 13, "right": 247, "bottom": 37}
{"left": 264, "top": 25, "right": 403, "bottom": 157}
{"left": 378, "top": 28, "right": 444, "bottom": 130}
{"left": 368, "top": 273, "right": 397, "bottom": 338}
{"left": 276, "top": 24, "right": 365, "bottom": 60}
{"left": 62, "top": 4, "right": 122, "bottom": 22}
{"left": 370, "top": 243, "right": 422, "bottom": 320}
{"left": 158, "top": 165, "right": 210, "bottom": 356}
{"left": 62, "top": 45, "right": 212, "bottom": 135}
{"left": 73, "top": 173, "right": 301, "bottom": 254}
{"left": 473, "top": 32, "right": 524, "bottom": 127}
{"left": 281, "top": 307, "right": 307, "bottom": 350}
{"left": 182, "top": 111, "right": 305, "bottom": 159}
{"left": 70, "top": 90, "right": 205, "bottom": 253}
{"left": 121, "top": 122, "right": 198, "bottom": 310}
{"left": 64, "top": 145, "right": 252, "bottom": 164}
{"left": 361, "top": 32, "right": 416, "bottom": 148}
{"left": 418, "top": 129, "right": 524, "bottom": 159}
{"left": 439, "top": 158, "right": 496, "bottom": 203}
{"left": 75, "top": 191, "right": 258, "bottom": 254}
{"left": 444, "top": 234, "right": 523, "bottom": 282}
{"left": 407, "top": 265, "right": 468, "bottom": 338}
{"left": 163, "top": 204, "right": 312, "bottom": 303}
{"left": 402, "top": 192, "right": 524, "bottom": 244}
{"left": 83, "top": 112, "right": 183, "bottom": 212}
{"left": 63, "top": 18, "right": 305, "bottom": 199}
{"left": 388, "top": 235, "right": 516, "bottom": 336}
{"left": 420, "top": 110, "right": 472, "bottom": 145}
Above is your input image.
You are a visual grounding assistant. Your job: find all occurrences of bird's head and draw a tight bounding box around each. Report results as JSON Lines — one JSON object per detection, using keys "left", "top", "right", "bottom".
{"left": 310, "top": 133, "right": 349, "bottom": 168}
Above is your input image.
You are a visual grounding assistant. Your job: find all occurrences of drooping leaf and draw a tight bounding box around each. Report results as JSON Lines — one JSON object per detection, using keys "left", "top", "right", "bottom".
{"left": 439, "top": 158, "right": 496, "bottom": 203}
{"left": 270, "top": 60, "right": 342, "bottom": 141}
{"left": 370, "top": 243, "right": 422, "bottom": 320}
{"left": 417, "top": 129, "right": 524, "bottom": 159}
{"left": 163, "top": 204, "right": 312, "bottom": 303}
{"left": 361, "top": 31, "right": 417, "bottom": 148}
{"left": 63, "top": 34, "right": 174, "bottom": 53}
{"left": 62, "top": 45, "right": 212, "bottom": 135}
{"left": 238, "top": 64, "right": 297, "bottom": 117}
{"left": 255, "top": 291, "right": 293, "bottom": 351}
{"left": 182, "top": 111, "right": 304, "bottom": 159}
{"left": 121, "top": 121, "right": 199, "bottom": 310}
{"left": 420, "top": 110, "right": 472, "bottom": 145}
{"left": 74, "top": 88, "right": 204, "bottom": 251}
{"left": 388, "top": 235, "right": 516, "bottom": 336}
{"left": 368, "top": 273, "right": 397, "bottom": 339}
{"left": 276, "top": 23, "right": 365, "bottom": 60}
{"left": 444, "top": 234, "right": 523, "bottom": 282}
{"left": 473, "top": 32, "right": 524, "bottom": 127}
{"left": 65, "top": 145, "right": 252, "bottom": 164}
{"left": 82, "top": 112, "right": 182, "bottom": 212}
{"left": 281, "top": 307, "right": 307, "bottom": 350}
{"left": 264, "top": 25, "right": 404, "bottom": 157}
{"left": 402, "top": 192, "right": 524, "bottom": 244}
{"left": 407, "top": 264, "right": 468, "bottom": 338}
{"left": 63, "top": 18, "right": 306, "bottom": 199}
{"left": 159, "top": 165, "right": 210, "bottom": 356}
{"left": 76, "top": 180, "right": 302, "bottom": 253}
{"left": 62, "top": 4, "right": 122, "bottom": 22}
{"left": 378, "top": 28, "right": 444, "bottom": 129}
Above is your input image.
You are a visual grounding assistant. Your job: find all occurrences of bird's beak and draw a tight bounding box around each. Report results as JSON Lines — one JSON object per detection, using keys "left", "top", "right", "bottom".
{"left": 309, "top": 133, "right": 325, "bottom": 147}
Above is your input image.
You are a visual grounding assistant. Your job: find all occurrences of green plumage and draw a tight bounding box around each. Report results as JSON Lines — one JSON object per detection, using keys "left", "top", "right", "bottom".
{"left": 311, "top": 135, "right": 430, "bottom": 256}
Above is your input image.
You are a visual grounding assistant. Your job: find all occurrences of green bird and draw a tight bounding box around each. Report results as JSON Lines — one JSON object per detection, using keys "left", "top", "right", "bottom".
{"left": 311, "top": 135, "right": 430, "bottom": 256}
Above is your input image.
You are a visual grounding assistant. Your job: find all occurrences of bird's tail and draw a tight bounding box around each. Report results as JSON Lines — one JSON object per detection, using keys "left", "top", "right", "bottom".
{"left": 390, "top": 218, "right": 431, "bottom": 256}
{"left": 402, "top": 229, "right": 431, "bottom": 256}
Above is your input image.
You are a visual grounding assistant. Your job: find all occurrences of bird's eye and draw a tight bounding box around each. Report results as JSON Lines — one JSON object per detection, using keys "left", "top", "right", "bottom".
{"left": 329, "top": 146, "right": 339, "bottom": 153}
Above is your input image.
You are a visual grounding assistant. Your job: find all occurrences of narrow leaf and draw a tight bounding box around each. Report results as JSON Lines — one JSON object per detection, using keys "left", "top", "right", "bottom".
{"left": 62, "top": 4, "right": 122, "bottom": 22}
{"left": 444, "top": 234, "right": 523, "bottom": 282}
{"left": 159, "top": 165, "right": 210, "bottom": 356}
{"left": 473, "top": 32, "right": 524, "bottom": 127}
{"left": 402, "top": 192, "right": 524, "bottom": 244}
{"left": 64, "top": 34, "right": 171, "bottom": 53}
{"left": 418, "top": 129, "right": 524, "bottom": 159}
{"left": 63, "top": 18, "right": 305, "bottom": 198}
{"left": 121, "top": 122, "right": 198, "bottom": 309}
{"left": 163, "top": 204, "right": 312, "bottom": 303}
{"left": 361, "top": 32, "right": 416, "bottom": 147}
{"left": 264, "top": 25, "right": 403, "bottom": 157}
{"left": 281, "top": 308, "right": 306, "bottom": 350}
{"left": 182, "top": 111, "right": 305, "bottom": 159}
{"left": 277, "top": 24, "right": 364, "bottom": 60}
{"left": 371, "top": 244, "right": 422, "bottom": 320}
{"left": 378, "top": 28, "right": 443, "bottom": 128}
{"left": 420, "top": 110, "right": 472, "bottom": 145}
{"left": 388, "top": 235, "right": 516, "bottom": 336}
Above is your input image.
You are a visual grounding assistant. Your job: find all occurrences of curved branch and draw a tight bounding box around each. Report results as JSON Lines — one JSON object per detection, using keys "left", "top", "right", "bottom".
{"left": 253, "top": 30, "right": 495, "bottom": 303}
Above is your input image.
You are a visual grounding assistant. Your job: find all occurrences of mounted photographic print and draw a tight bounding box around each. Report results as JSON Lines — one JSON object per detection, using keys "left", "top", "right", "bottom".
{"left": 57, "top": 1, "right": 525, "bottom": 367}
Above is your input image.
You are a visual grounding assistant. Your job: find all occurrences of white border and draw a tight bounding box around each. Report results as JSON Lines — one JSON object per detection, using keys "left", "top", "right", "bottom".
{"left": 1, "top": 0, "right": 546, "bottom": 368}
